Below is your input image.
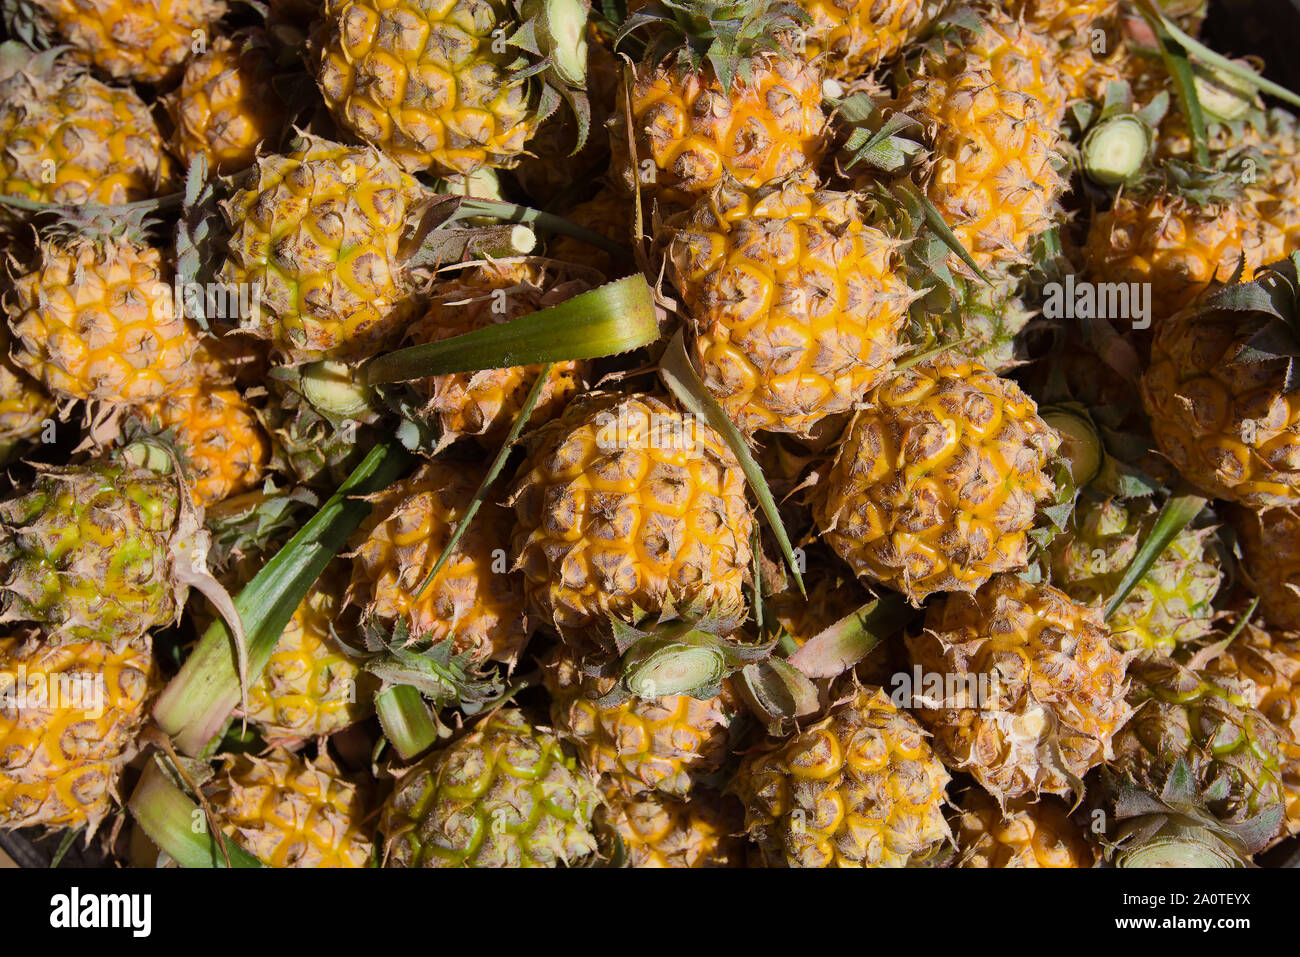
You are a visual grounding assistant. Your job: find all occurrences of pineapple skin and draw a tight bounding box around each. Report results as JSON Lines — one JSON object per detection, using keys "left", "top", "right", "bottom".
{"left": 0, "top": 633, "right": 157, "bottom": 831}
{"left": 209, "top": 749, "right": 374, "bottom": 867}
{"left": 731, "top": 686, "right": 952, "bottom": 868}
{"left": 797, "top": 0, "right": 944, "bottom": 79}
{"left": 380, "top": 709, "right": 601, "bottom": 867}
{"left": 813, "top": 355, "right": 1059, "bottom": 603}
{"left": 600, "top": 787, "right": 744, "bottom": 867}
{"left": 316, "top": 0, "right": 537, "bottom": 175}
{"left": 508, "top": 391, "right": 754, "bottom": 644}
{"left": 667, "top": 173, "right": 912, "bottom": 436}
{"left": 349, "top": 459, "right": 527, "bottom": 664}
{"left": 1234, "top": 506, "right": 1300, "bottom": 631}
{"left": 909, "top": 576, "right": 1133, "bottom": 803}
{"left": 955, "top": 789, "right": 1095, "bottom": 868}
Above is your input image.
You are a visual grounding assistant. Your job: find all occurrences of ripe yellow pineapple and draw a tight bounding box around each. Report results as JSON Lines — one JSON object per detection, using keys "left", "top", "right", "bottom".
{"left": 797, "top": 0, "right": 943, "bottom": 79}
{"left": 7, "top": 221, "right": 200, "bottom": 406}
{"left": 955, "top": 788, "right": 1095, "bottom": 868}
{"left": 908, "top": 576, "right": 1133, "bottom": 804}
{"left": 1210, "top": 624, "right": 1300, "bottom": 836}
{"left": 408, "top": 260, "right": 591, "bottom": 447}
{"left": 349, "top": 459, "right": 528, "bottom": 665}
{"left": 1232, "top": 506, "right": 1300, "bottom": 631}
{"left": 163, "top": 31, "right": 288, "bottom": 175}
{"left": 610, "top": 0, "right": 827, "bottom": 210}
{"left": 0, "top": 632, "right": 157, "bottom": 831}
{"left": 600, "top": 787, "right": 743, "bottom": 867}
{"left": 509, "top": 391, "right": 753, "bottom": 645}
{"left": 666, "top": 172, "right": 913, "bottom": 436}
{"left": 32, "top": 0, "right": 227, "bottom": 83}
{"left": 731, "top": 686, "right": 952, "bottom": 868}
{"left": 243, "top": 563, "right": 376, "bottom": 742}
{"left": 316, "top": 0, "right": 587, "bottom": 175}
{"left": 1008, "top": 0, "right": 1122, "bottom": 103}
{"left": 1141, "top": 259, "right": 1300, "bottom": 507}
{"left": 218, "top": 134, "right": 427, "bottom": 363}
{"left": 0, "top": 329, "right": 56, "bottom": 464}
{"left": 208, "top": 749, "right": 374, "bottom": 867}
{"left": 380, "top": 708, "right": 601, "bottom": 867}
{"left": 892, "top": 8, "right": 1068, "bottom": 279}
{"left": 543, "top": 647, "right": 736, "bottom": 797}
{"left": 813, "top": 354, "right": 1059, "bottom": 604}
{"left": 133, "top": 379, "right": 269, "bottom": 508}
{"left": 0, "top": 45, "right": 171, "bottom": 207}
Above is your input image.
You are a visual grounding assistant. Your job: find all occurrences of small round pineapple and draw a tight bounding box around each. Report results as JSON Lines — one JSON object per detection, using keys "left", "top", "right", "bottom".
{"left": 380, "top": 709, "right": 601, "bottom": 867}
{"left": 0, "top": 632, "right": 157, "bottom": 831}
{"left": 1107, "top": 658, "right": 1285, "bottom": 836}
{"left": 218, "top": 134, "right": 426, "bottom": 363}
{"left": 35, "top": 0, "right": 227, "bottom": 84}
{"left": 349, "top": 459, "right": 527, "bottom": 665}
{"left": 1232, "top": 506, "right": 1300, "bottom": 631}
{"left": 409, "top": 261, "right": 591, "bottom": 446}
{"left": 600, "top": 787, "right": 744, "bottom": 868}
{"left": 543, "top": 648, "right": 736, "bottom": 797}
{"left": 731, "top": 686, "right": 952, "bottom": 868}
{"left": 134, "top": 382, "right": 269, "bottom": 508}
{"left": 908, "top": 576, "right": 1133, "bottom": 804}
{"left": 667, "top": 173, "right": 912, "bottom": 436}
{"left": 244, "top": 565, "right": 376, "bottom": 742}
{"left": 955, "top": 788, "right": 1095, "bottom": 868}
{"left": 1048, "top": 496, "right": 1221, "bottom": 657}
{"left": 208, "top": 749, "right": 373, "bottom": 867}
{"left": 316, "top": 0, "right": 539, "bottom": 175}
{"left": 8, "top": 230, "right": 199, "bottom": 406}
{"left": 0, "top": 456, "right": 198, "bottom": 644}
{"left": 1210, "top": 625, "right": 1300, "bottom": 836}
{"left": 813, "top": 355, "right": 1059, "bottom": 604}
{"left": 0, "top": 46, "right": 170, "bottom": 207}
{"left": 1141, "top": 261, "right": 1300, "bottom": 508}
{"left": 163, "top": 31, "right": 288, "bottom": 175}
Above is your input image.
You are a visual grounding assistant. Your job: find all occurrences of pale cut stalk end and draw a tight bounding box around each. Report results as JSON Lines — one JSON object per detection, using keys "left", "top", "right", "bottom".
{"left": 623, "top": 643, "right": 726, "bottom": 699}
{"left": 1082, "top": 116, "right": 1152, "bottom": 186}
{"left": 300, "top": 360, "right": 375, "bottom": 419}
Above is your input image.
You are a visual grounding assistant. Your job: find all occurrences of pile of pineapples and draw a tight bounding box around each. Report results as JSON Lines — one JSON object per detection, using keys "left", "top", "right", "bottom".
{"left": 1, "top": 0, "right": 1299, "bottom": 869}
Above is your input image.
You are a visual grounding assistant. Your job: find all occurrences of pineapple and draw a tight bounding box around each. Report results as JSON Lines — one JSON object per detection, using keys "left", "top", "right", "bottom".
{"left": 315, "top": 0, "right": 587, "bottom": 175}
{"left": 218, "top": 134, "right": 427, "bottom": 364}
{"left": 508, "top": 391, "right": 753, "bottom": 645}
{"left": 348, "top": 459, "right": 528, "bottom": 666}
{"left": 954, "top": 788, "right": 1095, "bottom": 868}
{"left": 730, "top": 686, "right": 952, "bottom": 868}
{"left": 162, "top": 31, "right": 288, "bottom": 176}
{"left": 908, "top": 576, "right": 1133, "bottom": 804}
{"left": 379, "top": 708, "right": 601, "bottom": 867}
{"left": 797, "top": 0, "right": 944, "bottom": 80}
{"left": 543, "top": 647, "right": 736, "bottom": 797}
{"left": 1047, "top": 495, "right": 1221, "bottom": 658}
{"left": 1140, "top": 259, "right": 1300, "bottom": 508}
{"left": 1211, "top": 625, "right": 1300, "bottom": 836}
{"left": 208, "top": 749, "right": 374, "bottom": 867}
{"left": 0, "top": 454, "right": 201, "bottom": 644}
{"left": 408, "top": 260, "right": 592, "bottom": 447}
{"left": 1105, "top": 658, "right": 1285, "bottom": 837}
{"left": 610, "top": 0, "right": 828, "bottom": 210}
{"left": 132, "top": 379, "right": 269, "bottom": 508}
{"left": 28, "top": 0, "right": 226, "bottom": 83}
{"left": 812, "top": 354, "right": 1059, "bottom": 604}
{"left": 892, "top": 8, "right": 1068, "bottom": 280}
{"left": 666, "top": 172, "right": 913, "bottom": 436}
{"left": 0, "top": 44, "right": 171, "bottom": 207}
{"left": 0, "top": 631, "right": 157, "bottom": 831}
{"left": 600, "top": 787, "right": 743, "bottom": 867}
{"left": 243, "top": 563, "right": 376, "bottom": 743}
{"left": 1244, "top": 109, "right": 1300, "bottom": 258}
{"left": 0, "top": 328, "right": 56, "bottom": 464}
{"left": 1084, "top": 167, "right": 1285, "bottom": 326}
{"left": 1231, "top": 506, "right": 1300, "bottom": 631}
{"left": 1008, "top": 0, "right": 1122, "bottom": 103}
{"left": 7, "top": 216, "right": 200, "bottom": 406}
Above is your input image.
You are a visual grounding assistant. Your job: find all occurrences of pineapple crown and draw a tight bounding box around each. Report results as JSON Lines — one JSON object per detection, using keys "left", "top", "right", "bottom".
{"left": 1202, "top": 253, "right": 1300, "bottom": 396}
{"left": 616, "top": 0, "right": 808, "bottom": 91}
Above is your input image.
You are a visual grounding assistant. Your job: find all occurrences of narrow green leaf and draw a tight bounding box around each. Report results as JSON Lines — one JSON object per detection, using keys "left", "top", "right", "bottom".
{"left": 127, "top": 760, "right": 264, "bottom": 869}
{"left": 1103, "top": 491, "right": 1208, "bottom": 621}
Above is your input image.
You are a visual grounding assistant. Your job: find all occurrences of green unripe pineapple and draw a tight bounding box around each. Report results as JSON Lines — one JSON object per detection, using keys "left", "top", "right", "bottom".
{"left": 379, "top": 709, "right": 601, "bottom": 868}
{"left": 1047, "top": 496, "right": 1220, "bottom": 657}
{"left": 0, "top": 453, "right": 202, "bottom": 644}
